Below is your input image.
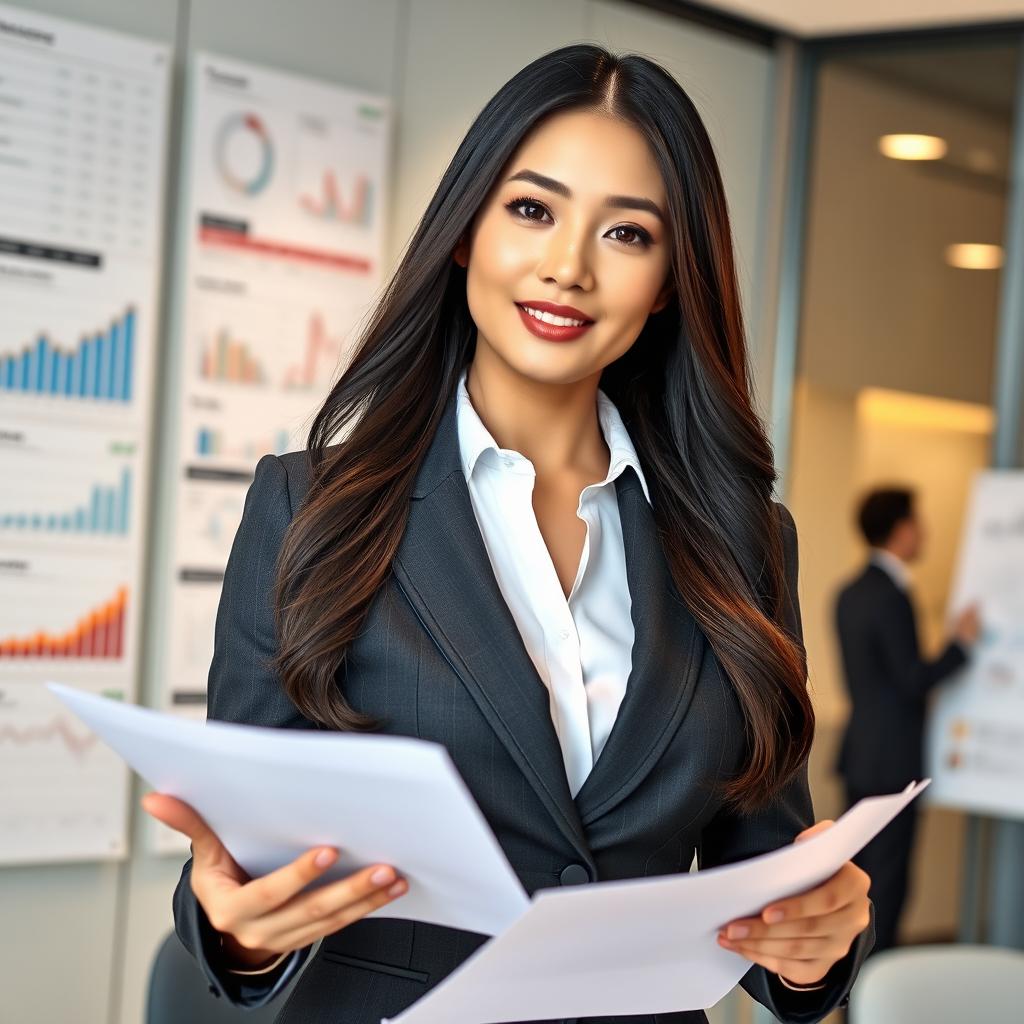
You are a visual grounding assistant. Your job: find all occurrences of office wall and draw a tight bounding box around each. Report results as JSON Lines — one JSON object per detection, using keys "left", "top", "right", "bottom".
{"left": 0, "top": 2, "right": 781, "bottom": 1022}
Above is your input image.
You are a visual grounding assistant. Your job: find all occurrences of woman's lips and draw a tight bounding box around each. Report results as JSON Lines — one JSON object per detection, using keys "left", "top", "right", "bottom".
{"left": 515, "top": 303, "right": 595, "bottom": 342}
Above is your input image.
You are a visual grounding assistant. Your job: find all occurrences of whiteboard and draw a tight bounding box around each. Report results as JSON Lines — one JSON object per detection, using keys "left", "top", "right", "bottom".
{"left": 926, "top": 470, "right": 1024, "bottom": 821}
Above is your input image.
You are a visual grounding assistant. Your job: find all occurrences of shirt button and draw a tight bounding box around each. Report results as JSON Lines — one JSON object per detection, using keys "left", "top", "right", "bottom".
{"left": 559, "top": 864, "right": 590, "bottom": 886}
{"left": 502, "top": 456, "right": 514, "bottom": 468}
{"left": 558, "top": 629, "right": 570, "bottom": 640}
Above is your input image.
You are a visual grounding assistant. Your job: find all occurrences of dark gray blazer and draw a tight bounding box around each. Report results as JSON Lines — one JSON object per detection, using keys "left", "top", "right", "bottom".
{"left": 835, "top": 562, "right": 967, "bottom": 793}
{"left": 172, "top": 386, "right": 874, "bottom": 1024}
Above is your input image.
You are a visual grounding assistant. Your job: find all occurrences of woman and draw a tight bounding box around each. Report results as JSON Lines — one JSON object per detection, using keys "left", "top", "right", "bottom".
{"left": 144, "top": 43, "right": 874, "bottom": 1024}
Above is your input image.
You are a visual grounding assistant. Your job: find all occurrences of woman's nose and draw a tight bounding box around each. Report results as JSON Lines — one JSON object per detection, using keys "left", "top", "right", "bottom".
{"left": 537, "top": 227, "right": 594, "bottom": 290}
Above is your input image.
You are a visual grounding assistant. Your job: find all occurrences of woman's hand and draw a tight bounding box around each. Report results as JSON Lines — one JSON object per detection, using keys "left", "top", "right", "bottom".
{"left": 715, "top": 820, "right": 872, "bottom": 988}
{"left": 142, "top": 793, "right": 409, "bottom": 970}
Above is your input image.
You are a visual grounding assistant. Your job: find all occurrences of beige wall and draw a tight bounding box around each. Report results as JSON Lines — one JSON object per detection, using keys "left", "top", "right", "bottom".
{"left": 799, "top": 62, "right": 1006, "bottom": 406}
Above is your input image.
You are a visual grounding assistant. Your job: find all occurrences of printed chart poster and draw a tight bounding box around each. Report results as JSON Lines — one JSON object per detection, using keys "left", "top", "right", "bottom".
{"left": 0, "top": 6, "right": 169, "bottom": 863}
{"left": 153, "top": 54, "right": 391, "bottom": 850}
{"left": 927, "top": 471, "right": 1024, "bottom": 820}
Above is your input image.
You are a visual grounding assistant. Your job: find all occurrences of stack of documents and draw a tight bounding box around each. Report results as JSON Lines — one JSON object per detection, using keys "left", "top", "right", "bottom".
{"left": 48, "top": 682, "right": 925, "bottom": 1023}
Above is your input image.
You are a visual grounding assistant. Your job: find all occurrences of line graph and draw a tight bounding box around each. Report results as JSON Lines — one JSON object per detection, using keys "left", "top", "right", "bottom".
{"left": 0, "top": 684, "right": 129, "bottom": 864}
{"left": 0, "top": 715, "right": 99, "bottom": 757}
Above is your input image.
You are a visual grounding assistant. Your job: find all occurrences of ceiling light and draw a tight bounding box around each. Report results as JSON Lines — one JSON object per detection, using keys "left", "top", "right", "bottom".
{"left": 945, "top": 243, "right": 1004, "bottom": 270}
{"left": 878, "top": 134, "right": 948, "bottom": 161}
{"left": 858, "top": 388, "right": 994, "bottom": 434}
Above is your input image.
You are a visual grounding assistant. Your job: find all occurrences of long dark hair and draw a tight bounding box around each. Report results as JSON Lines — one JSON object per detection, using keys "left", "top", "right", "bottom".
{"left": 271, "top": 43, "right": 812, "bottom": 813}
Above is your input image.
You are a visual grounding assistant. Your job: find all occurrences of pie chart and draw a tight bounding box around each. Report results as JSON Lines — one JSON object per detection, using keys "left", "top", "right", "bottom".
{"left": 215, "top": 111, "right": 275, "bottom": 195}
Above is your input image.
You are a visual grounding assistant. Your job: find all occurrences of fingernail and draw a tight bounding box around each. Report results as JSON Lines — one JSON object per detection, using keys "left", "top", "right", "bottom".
{"left": 387, "top": 879, "right": 407, "bottom": 897}
{"left": 728, "top": 925, "right": 750, "bottom": 939}
{"left": 371, "top": 866, "right": 395, "bottom": 886}
{"left": 314, "top": 849, "right": 336, "bottom": 868}
{"left": 764, "top": 909, "right": 785, "bottom": 924}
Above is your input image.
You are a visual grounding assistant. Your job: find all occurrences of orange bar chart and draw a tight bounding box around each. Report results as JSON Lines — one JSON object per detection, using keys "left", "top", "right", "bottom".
{"left": 199, "top": 327, "right": 265, "bottom": 384}
{"left": 0, "top": 587, "right": 127, "bottom": 659}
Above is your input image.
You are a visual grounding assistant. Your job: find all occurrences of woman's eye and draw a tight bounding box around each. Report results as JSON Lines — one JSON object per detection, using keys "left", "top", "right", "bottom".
{"left": 506, "top": 197, "right": 551, "bottom": 222}
{"left": 608, "top": 225, "right": 651, "bottom": 248}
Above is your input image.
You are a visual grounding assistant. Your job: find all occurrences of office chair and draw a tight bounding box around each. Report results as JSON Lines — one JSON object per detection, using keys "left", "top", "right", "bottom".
{"left": 145, "top": 930, "right": 284, "bottom": 1023}
{"left": 848, "top": 943, "right": 1024, "bottom": 1024}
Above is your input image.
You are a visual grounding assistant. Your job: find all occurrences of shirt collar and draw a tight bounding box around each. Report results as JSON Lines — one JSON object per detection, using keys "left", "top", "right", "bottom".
{"left": 455, "top": 367, "right": 652, "bottom": 505}
{"left": 870, "top": 547, "right": 911, "bottom": 590}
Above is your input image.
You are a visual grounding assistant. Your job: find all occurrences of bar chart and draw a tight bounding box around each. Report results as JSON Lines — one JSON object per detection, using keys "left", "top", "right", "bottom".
{"left": 0, "top": 467, "right": 132, "bottom": 535}
{"left": 282, "top": 310, "right": 344, "bottom": 390}
{"left": 199, "top": 326, "right": 266, "bottom": 385}
{"left": 0, "top": 307, "right": 136, "bottom": 403}
{"left": 0, "top": 586, "right": 128, "bottom": 659}
{"left": 299, "top": 169, "right": 375, "bottom": 226}
{"left": 195, "top": 424, "right": 291, "bottom": 459}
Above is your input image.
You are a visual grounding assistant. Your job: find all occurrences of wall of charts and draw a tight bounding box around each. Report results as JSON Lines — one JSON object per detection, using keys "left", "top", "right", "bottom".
{"left": 150, "top": 54, "right": 390, "bottom": 850}
{"left": 927, "top": 471, "right": 1024, "bottom": 821}
{"left": 0, "top": 5, "right": 169, "bottom": 864}
{"left": 165, "top": 51, "right": 390, "bottom": 709}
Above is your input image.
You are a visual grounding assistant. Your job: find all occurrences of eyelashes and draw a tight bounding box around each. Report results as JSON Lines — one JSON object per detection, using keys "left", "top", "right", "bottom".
{"left": 503, "top": 194, "right": 654, "bottom": 249}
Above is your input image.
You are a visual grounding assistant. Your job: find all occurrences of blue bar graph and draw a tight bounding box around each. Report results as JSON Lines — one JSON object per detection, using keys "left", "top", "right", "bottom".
{"left": 0, "top": 307, "right": 136, "bottom": 402}
{"left": 195, "top": 426, "right": 290, "bottom": 459}
{"left": 0, "top": 467, "right": 132, "bottom": 535}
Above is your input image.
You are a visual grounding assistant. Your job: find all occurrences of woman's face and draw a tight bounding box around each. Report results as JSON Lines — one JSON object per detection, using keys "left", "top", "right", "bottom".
{"left": 454, "top": 109, "right": 673, "bottom": 386}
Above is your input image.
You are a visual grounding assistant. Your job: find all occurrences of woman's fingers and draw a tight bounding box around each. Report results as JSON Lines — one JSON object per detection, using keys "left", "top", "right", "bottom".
{"left": 221, "top": 845, "right": 342, "bottom": 927}
{"left": 755, "top": 862, "right": 868, "bottom": 925}
{"left": 140, "top": 793, "right": 229, "bottom": 868}
{"left": 720, "top": 900, "right": 867, "bottom": 942}
{"left": 271, "top": 871, "right": 408, "bottom": 952}
{"left": 793, "top": 819, "right": 834, "bottom": 843}
{"left": 141, "top": 792, "right": 408, "bottom": 956}
{"left": 718, "top": 931, "right": 849, "bottom": 962}
{"left": 230, "top": 863, "right": 407, "bottom": 954}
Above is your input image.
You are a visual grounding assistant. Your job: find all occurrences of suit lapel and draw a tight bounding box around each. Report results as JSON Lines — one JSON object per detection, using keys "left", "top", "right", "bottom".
{"left": 392, "top": 384, "right": 704, "bottom": 852}
{"left": 392, "top": 389, "right": 589, "bottom": 859}
{"left": 573, "top": 466, "right": 704, "bottom": 825}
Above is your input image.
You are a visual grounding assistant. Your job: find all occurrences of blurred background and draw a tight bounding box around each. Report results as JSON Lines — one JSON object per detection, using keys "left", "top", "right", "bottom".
{"left": 2, "top": 1, "right": 1024, "bottom": 1022}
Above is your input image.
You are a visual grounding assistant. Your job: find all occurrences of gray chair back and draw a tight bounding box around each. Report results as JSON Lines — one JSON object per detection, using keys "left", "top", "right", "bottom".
{"left": 849, "top": 944, "right": 1024, "bottom": 1024}
{"left": 145, "top": 931, "right": 282, "bottom": 1024}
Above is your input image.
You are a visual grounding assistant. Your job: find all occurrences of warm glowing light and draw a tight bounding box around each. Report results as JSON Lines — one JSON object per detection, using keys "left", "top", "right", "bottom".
{"left": 878, "top": 134, "right": 948, "bottom": 161}
{"left": 945, "top": 243, "right": 1004, "bottom": 270}
{"left": 858, "top": 388, "right": 994, "bottom": 434}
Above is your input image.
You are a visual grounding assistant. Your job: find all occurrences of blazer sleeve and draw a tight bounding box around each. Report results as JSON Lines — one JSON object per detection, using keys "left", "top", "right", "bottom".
{"left": 171, "top": 453, "right": 318, "bottom": 1008}
{"left": 874, "top": 587, "right": 969, "bottom": 701}
{"left": 697, "top": 501, "right": 875, "bottom": 1023}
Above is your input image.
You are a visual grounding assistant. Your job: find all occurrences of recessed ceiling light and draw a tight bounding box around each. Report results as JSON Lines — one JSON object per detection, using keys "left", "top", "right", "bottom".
{"left": 945, "top": 243, "right": 1004, "bottom": 270}
{"left": 878, "top": 134, "right": 948, "bottom": 161}
{"left": 858, "top": 388, "right": 994, "bottom": 434}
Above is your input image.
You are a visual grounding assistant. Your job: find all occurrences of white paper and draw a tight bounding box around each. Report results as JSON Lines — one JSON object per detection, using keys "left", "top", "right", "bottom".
{"left": 45, "top": 683, "right": 529, "bottom": 936}
{"left": 385, "top": 780, "right": 930, "bottom": 1024}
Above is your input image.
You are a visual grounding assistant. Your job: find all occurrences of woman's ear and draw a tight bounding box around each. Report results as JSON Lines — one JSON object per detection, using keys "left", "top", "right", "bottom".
{"left": 453, "top": 234, "right": 469, "bottom": 269}
{"left": 650, "top": 279, "right": 675, "bottom": 315}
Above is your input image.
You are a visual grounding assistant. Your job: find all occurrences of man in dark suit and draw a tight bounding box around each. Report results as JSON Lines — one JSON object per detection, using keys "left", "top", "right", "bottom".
{"left": 834, "top": 487, "right": 980, "bottom": 953}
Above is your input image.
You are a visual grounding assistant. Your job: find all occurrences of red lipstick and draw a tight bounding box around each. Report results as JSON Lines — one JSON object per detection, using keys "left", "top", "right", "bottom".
{"left": 515, "top": 301, "right": 595, "bottom": 343}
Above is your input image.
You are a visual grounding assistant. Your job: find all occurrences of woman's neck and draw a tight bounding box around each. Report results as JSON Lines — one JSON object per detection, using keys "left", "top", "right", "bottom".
{"left": 463, "top": 355, "right": 610, "bottom": 481}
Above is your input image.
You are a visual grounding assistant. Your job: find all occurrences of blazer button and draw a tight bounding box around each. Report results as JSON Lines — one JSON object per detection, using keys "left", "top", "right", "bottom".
{"left": 559, "top": 864, "right": 590, "bottom": 886}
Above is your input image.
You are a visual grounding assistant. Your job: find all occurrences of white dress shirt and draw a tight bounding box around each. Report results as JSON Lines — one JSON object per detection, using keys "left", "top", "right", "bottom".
{"left": 870, "top": 547, "right": 911, "bottom": 592}
{"left": 455, "top": 368, "right": 652, "bottom": 798}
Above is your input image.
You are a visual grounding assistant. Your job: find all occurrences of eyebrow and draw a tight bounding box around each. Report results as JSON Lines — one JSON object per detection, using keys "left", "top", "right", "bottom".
{"left": 505, "top": 169, "right": 666, "bottom": 224}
